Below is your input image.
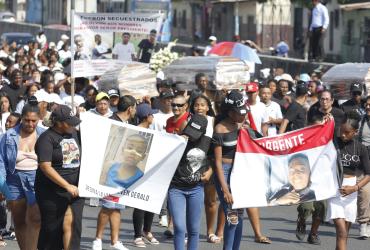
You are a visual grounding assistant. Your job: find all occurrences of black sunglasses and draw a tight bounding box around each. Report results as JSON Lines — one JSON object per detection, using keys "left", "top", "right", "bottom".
{"left": 171, "top": 103, "right": 186, "bottom": 108}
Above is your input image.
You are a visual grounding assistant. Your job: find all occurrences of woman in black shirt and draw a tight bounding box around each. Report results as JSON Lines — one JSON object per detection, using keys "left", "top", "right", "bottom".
{"left": 327, "top": 112, "right": 370, "bottom": 250}
{"left": 35, "top": 105, "right": 84, "bottom": 250}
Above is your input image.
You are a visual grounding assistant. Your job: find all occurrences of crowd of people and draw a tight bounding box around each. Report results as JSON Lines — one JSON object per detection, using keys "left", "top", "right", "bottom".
{"left": 0, "top": 25, "right": 369, "bottom": 250}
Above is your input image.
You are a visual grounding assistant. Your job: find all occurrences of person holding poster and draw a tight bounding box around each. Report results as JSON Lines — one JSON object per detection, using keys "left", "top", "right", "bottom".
{"left": 93, "top": 96, "right": 137, "bottom": 250}
{"left": 213, "top": 90, "right": 247, "bottom": 250}
{"left": 35, "top": 105, "right": 84, "bottom": 250}
{"left": 168, "top": 113, "right": 212, "bottom": 250}
{"left": 131, "top": 103, "right": 159, "bottom": 247}
{"left": 327, "top": 112, "right": 370, "bottom": 250}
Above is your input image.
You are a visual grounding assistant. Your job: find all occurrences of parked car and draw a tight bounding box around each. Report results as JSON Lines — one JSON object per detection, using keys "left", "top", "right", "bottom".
{"left": 0, "top": 11, "right": 16, "bottom": 22}
{"left": 0, "top": 32, "right": 35, "bottom": 46}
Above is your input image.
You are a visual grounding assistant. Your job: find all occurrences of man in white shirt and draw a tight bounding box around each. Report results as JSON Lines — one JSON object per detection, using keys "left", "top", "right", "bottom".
{"left": 203, "top": 36, "right": 217, "bottom": 56}
{"left": 259, "top": 85, "right": 283, "bottom": 136}
{"left": 112, "top": 32, "right": 136, "bottom": 61}
{"left": 245, "top": 82, "right": 269, "bottom": 136}
{"left": 92, "top": 34, "right": 111, "bottom": 59}
{"left": 150, "top": 90, "right": 174, "bottom": 132}
{"left": 309, "top": 0, "right": 329, "bottom": 62}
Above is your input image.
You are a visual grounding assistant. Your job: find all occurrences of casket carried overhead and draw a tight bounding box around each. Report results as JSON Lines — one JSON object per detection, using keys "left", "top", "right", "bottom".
{"left": 322, "top": 63, "right": 370, "bottom": 100}
{"left": 98, "top": 62, "right": 157, "bottom": 99}
{"left": 163, "top": 56, "right": 250, "bottom": 90}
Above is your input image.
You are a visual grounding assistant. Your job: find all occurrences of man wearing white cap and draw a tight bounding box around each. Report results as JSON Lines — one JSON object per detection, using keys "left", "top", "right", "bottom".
{"left": 57, "top": 34, "right": 69, "bottom": 51}
{"left": 204, "top": 36, "right": 217, "bottom": 56}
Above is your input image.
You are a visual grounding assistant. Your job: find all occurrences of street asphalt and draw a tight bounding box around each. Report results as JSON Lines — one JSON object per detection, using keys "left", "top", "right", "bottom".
{"left": 3, "top": 200, "right": 370, "bottom": 249}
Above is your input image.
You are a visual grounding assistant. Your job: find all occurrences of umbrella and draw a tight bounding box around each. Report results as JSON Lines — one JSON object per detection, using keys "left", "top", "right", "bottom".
{"left": 209, "top": 42, "right": 262, "bottom": 64}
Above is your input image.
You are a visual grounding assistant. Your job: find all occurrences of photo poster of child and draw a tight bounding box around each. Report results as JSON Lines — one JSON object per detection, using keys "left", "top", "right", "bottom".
{"left": 99, "top": 124, "right": 154, "bottom": 189}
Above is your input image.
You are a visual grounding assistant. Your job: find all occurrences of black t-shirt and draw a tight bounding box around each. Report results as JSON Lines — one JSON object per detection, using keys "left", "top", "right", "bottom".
{"left": 340, "top": 99, "right": 365, "bottom": 116}
{"left": 35, "top": 128, "right": 81, "bottom": 198}
{"left": 138, "top": 39, "right": 156, "bottom": 63}
{"left": 171, "top": 135, "right": 211, "bottom": 189}
{"left": 308, "top": 106, "right": 345, "bottom": 137}
{"left": 284, "top": 101, "right": 306, "bottom": 132}
{"left": 336, "top": 138, "right": 370, "bottom": 176}
{"left": 79, "top": 101, "right": 95, "bottom": 111}
{"left": 1, "top": 84, "right": 26, "bottom": 111}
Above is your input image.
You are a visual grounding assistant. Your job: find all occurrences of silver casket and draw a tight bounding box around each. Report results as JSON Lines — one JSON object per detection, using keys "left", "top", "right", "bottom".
{"left": 163, "top": 56, "right": 250, "bottom": 90}
{"left": 322, "top": 63, "right": 370, "bottom": 100}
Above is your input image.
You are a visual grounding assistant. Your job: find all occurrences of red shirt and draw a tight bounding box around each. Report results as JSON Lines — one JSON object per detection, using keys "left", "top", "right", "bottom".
{"left": 166, "top": 112, "right": 189, "bottom": 134}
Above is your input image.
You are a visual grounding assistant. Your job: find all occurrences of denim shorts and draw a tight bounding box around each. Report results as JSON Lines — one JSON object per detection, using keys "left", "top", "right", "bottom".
{"left": 101, "top": 198, "right": 125, "bottom": 210}
{"left": 6, "top": 169, "right": 37, "bottom": 205}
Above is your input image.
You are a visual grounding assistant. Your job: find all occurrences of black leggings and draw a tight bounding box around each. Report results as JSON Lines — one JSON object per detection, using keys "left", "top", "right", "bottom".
{"left": 36, "top": 190, "right": 84, "bottom": 250}
{"left": 132, "top": 208, "right": 154, "bottom": 238}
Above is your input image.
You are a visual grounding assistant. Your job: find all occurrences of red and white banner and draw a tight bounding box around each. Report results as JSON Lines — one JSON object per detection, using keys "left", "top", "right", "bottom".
{"left": 230, "top": 120, "right": 339, "bottom": 208}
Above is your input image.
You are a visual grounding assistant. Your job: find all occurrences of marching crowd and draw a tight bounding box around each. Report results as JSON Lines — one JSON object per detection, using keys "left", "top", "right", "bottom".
{"left": 0, "top": 29, "right": 369, "bottom": 250}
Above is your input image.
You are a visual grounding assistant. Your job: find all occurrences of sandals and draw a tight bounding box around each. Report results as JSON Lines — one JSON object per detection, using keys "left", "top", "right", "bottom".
{"left": 254, "top": 235, "right": 272, "bottom": 244}
{"left": 207, "top": 234, "right": 221, "bottom": 244}
{"left": 142, "top": 232, "right": 159, "bottom": 245}
{"left": 134, "top": 237, "right": 146, "bottom": 248}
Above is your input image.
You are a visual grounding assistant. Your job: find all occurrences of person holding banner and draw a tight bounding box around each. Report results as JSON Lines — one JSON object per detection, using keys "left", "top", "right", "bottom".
{"left": 35, "top": 105, "right": 84, "bottom": 250}
{"left": 168, "top": 113, "right": 212, "bottom": 250}
{"left": 93, "top": 96, "right": 137, "bottom": 250}
{"left": 327, "top": 111, "right": 370, "bottom": 250}
{"left": 0, "top": 102, "right": 44, "bottom": 250}
{"left": 213, "top": 90, "right": 248, "bottom": 250}
{"left": 132, "top": 103, "right": 159, "bottom": 247}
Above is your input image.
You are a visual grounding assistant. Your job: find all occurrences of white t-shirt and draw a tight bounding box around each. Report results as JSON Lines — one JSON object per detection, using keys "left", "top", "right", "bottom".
{"left": 249, "top": 101, "right": 269, "bottom": 134}
{"left": 264, "top": 101, "right": 283, "bottom": 136}
{"left": 59, "top": 91, "right": 85, "bottom": 111}
{"left": 112, "top": 42, "right": 136, "bottom": 61}
{"left": 150, "top": 110, "right": 173, "bottom": 132}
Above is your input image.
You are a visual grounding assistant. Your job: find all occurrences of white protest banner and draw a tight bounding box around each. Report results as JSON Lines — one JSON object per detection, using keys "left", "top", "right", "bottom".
{"left": 78, "top": 113, "right": 186, "bottom": 214}
{"left": 230, "top": 120, "right": 338, "bottom": 208}
{"left": 72, "top": 12, "right": 163, "bottom": 77}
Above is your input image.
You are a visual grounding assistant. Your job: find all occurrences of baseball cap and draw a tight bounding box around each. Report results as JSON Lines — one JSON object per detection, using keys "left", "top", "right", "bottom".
{"left": 183, "top": 114, "right": 208, "bottom": 141}
{"left": 224, "top": 90, "right": 248, "bottom": 115}
{"left": 49, "top": 42, "right": 56, "bottom": 48}
{"left": 96, "top": 92, "right": 109, "bottom": 102}
{"left": 61, "top": 34, "right": 69, "bottom": 40}
{"left": 159, "top": 90, "right": 174, "bottom": 99}
{"left": 51, "top": 105, "right": 81, "bottom": 126}
{"left": 108, "top": 88, "right": 120, "bottom": 98}
{"left": 49, "top": 93, "right": 63, "bottom": 105}
{"left": 295, "top": 84, "right": 308, "bottom": 97}
{"left": 299, "top": 73, "right": 311, "bottom": 83}
{"left": 245, "top": 82, "right": 259, "bottom": 93}
{"left": 279, "top": 73, "right": 294, "bottom": 83}
{"left": 136, "top": 103, "right": 157, "bottom": 120}
{"left": 34, "top": 91, "right": 51, "bottom": 103}
{"left": 350, "top": 82, "right": 362, "bottom": 93}
{"left": 208, "top": 36, "right": 217, "bottom": 41}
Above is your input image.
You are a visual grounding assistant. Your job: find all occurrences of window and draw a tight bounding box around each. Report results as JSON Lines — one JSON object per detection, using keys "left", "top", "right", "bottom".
{"left": 181, "top": 10, "right": 186, "bottom": 29}
{"left": 334, "top": 10, "right": 339, "bottom": 28}
{"left": 173, "top": 9, "right": 177, "bottom": 27}
{"left": 347, "top": 19, "right": 354, "bottom": 45}
{"left": 329, "top": 11, "right": 334, "bottom": 50}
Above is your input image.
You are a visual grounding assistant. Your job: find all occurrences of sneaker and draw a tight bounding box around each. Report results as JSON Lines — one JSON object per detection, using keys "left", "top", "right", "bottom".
{"left": 359, "top": 223, "right": 370, "bottom": 239}
{"left": 92, "top": 238, "right": 103, "bottom": 250}
{"left": 307, "top": 233, "right": 321, "bottom": 245}
{"left": 2, "top": 231, "right": 16, "bottom": 241}
{"left": 295, "top": 218, "right": 306, "bottom": 241}
{"left": 111, "top": 241, "right": 129, "bottom": 250}
{"left": 164, "top": 229, "right": 173, "bottom": 238}
{"left": 159, "top": 215, "right": 168, "bottom": 227}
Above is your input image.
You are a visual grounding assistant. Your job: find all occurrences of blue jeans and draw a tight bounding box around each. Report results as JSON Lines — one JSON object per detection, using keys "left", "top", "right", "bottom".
{"left": 215, "top": 163, "right": 243, "bottom": 250}
{"left": 168, "top": 184, "right": 204, "bottom": 250}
